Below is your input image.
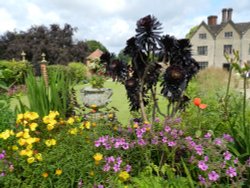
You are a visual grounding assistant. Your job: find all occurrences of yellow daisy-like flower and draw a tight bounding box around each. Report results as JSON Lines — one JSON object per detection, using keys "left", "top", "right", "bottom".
{"left": 29, "top": 122, "right": 38, "bottom": 131}
{"left": 55, "top": 169, "right": 62, "bottom": 176}
{"left": 25, "top": 149, "right": 33, "bottom": 157}
{"left": 93, "top": 153, "right": 103, "bottom": 165}
{"left": 133, "top": 123, "right": 138, "bottom": 129}
{"left": 18, "top": 138, "right": 26, "bottom": 146}
{"left": 48, "top": 111, "right": 59, "bottom": 119}
{"left": 26, "top": 144, "right": 33, "bottom": 150}
{"left": 68, "top": 128, "right": 78, "bottom": 135}
{"left": 118, "top": 171, "right": 130, "bottom": 182}
{"left": 26, "top": 138, "right": 37, "bottom": 145}
{"left": 0, "top": 129, "right": 14, "bottom": 140}
{"left": 47, "top": 124, "right": 55, "bottom": 131}
{"left": 45, "top": 139, "right": 57, "bottom": 147}
{"left": 90, "top": 104, "right": 97, "bottom": 108}
{"left": 16, "top": 113, "right": 24, "bottom": 123}
{"left": 108, "top": 113, "right": 114, "bottom": 119}
{"left": 43, "top": 116, "right": 55, "bottom": 124}
{"left": 12, "top": 145, "right": 19, "bottom": 151}
{"left": 19, "top": 149, "right": 27, "bottom": 156}
{"left": 92, "top": 122, "right": 97, "bottom": 127}
{"left": 16, "top": 131, "right": 24, "bottom": 138}
{"left": 27, "top": 157, "right": 35, "bottom": 164}
{"left": 35, "top": 153, "right": 43, "bottom": 161}
{"left": 79, "top": 123, "right": 85, "bottom": 130}
{"left": 24, "top": 112, "right": 39, "bottom": 121}
{"left": 42, "top": 172, "right": 49, "bottom": 178}
{"left": 85, "top": 121, "right": 91, "bottom": 129}
{"left": 67, "top": 117, "right": 75, "bottom": 125}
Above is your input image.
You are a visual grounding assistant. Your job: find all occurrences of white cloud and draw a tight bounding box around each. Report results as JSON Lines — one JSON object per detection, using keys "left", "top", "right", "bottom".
{"left": 0, "top": 8, "right": 17, "bottom": 33}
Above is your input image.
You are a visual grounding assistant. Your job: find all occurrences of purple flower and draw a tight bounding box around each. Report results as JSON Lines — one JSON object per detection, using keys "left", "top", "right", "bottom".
{"left": 0, "top": 154, "right": 5, "bottom": 160}
{"left": 138, "top": 139, "right": 146, "bottom": 146}
{"left": 198, "top": 175, "right": 206, "bottom": 185}
{"left": 204, "top": 156, "right": 209, "bottom": 162}
{"left": 97, "top": 185, "right": 104, "bottom": 188}
{"left": 78, "top": 179, "right": 83, "bottom": 188}
{"left": 189, "top": 156, "right": 195, "bottom": 163}
{"left": 226, "top": 166, "right": 237, "bottom": 178}
{"left": 151, "top": 137, "right": 159, "bottom": 145}
{"left": 223, "top": 151, "right": 232, "bottom": 161}
{"left": 167, "top": 141, "right": 176, "bottom": 147}
{"left": 103, "top": 164, "right": 111, "bottom": 172}
{"left": 122, "top": 143, "right": 129, "bottom": 150}
{"left": 113, "top": 164, "right": 121, "bottom": 172}
{"left": 0, "top": 172, "right": 5, "bottom": 177}
{"left": 208, "top": 171, "right": 219, "bottom": 182}
{"left": 116, "top": 157, "right": 122, "bottom": 165}
{"left": 214, "top": 138, "right": 222, "bottom": 146}
{"left": 161, "top": 137, "right": 168, "bottom": 143}
{"left": 154, "top": 117, "right": 160, "bottom": 122}
{"left": 125, "top": 164, "right": 132, "bottom": 172}
{"left": 185, "top": 136, "right": 193, "bottom": 141}
{"left": 246, "top": 157, "right": 250, "bottom": 167}
{"left": 223, "top": 134, "right": 234, "bottom": 142}
{"left": 233, "top": 158, "right": 238, "bottom": 164}
{"left": 198, "top": 160, "right": 208, "bottom": 171}
{"left": 204, "top": 132, "right": 212, "bottom": 138}
{"left": 164, "top": 126, "right": 171, "bottom": 133}
{"left": 195, "top": 145, "right": 203, "bottom": 155}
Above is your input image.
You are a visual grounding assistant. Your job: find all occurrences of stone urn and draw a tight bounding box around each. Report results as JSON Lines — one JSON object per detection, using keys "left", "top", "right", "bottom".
{"left": 80, "top": 87, "right": 113, "bottom": 109}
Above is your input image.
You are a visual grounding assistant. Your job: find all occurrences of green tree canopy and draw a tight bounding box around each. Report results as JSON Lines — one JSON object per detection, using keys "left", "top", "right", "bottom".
{"left": 85, "top": 40, "right": 108, "bottom": 53}
{"left": 185, "top": 25, "right": 199, "bottom": 39}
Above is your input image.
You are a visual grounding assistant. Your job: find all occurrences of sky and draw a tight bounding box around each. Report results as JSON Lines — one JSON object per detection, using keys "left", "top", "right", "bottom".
{"left": 1, "top": 0, "right": 250, "bottom": 54}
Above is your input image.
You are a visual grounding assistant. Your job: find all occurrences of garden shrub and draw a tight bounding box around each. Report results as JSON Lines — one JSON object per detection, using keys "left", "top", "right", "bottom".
{"left": 68, "top": 62, "right": 88, "bottom": 84}
{"left": 0, "top": 60, "right": 30, "bottom": 86}
{"left": 47, "top": 64, "right": 71, "bottom": 82}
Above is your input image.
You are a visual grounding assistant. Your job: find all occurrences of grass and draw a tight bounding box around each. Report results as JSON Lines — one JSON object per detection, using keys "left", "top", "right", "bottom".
{"left": 11, "top": 80, "right": 168, "bottom": 125}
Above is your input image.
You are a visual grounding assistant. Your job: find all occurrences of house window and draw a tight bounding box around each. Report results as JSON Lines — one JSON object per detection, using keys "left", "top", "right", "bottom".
{"left": 223, "top": 63, "right": 230, "bottom": 71}
{"left": 197, "top": 46, "right": 208, "bottom": 55}
{"left": 224, "top": 45, "right": 233, "bottom": 54}
{"left": 224, "top": 32, "right": 233, "bottom": 38}
{"left": 199, "top": 61, "right": 208, "bottom": 69}
{"left": 199, "top": 33, "right": 207, "bottom": 39}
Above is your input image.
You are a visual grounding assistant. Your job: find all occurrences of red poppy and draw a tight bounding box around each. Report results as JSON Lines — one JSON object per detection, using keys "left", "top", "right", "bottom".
{"left": 193, "top": 98, "right": 207, "bottom": 109}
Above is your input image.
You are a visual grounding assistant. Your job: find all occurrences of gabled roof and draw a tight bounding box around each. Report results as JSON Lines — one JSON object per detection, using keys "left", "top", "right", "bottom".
{"left": 87, "top": 49, "right": 103, "bottom": 60}
{"left": 190, "top": 21, "right": 215, "bottom": 39}
{"left": 192, "top": 20, "right": 250, "bottom": 39}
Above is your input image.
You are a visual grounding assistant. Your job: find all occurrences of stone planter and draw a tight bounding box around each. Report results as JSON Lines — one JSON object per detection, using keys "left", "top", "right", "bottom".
{"left": 80, "top": 87, "right": 113, "bottom": 109}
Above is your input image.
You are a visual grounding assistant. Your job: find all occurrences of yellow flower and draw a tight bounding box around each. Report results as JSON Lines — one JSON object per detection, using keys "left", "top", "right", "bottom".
{"left": 19, "top": 149, "right": 27, "bottom": 156}
{"left": 118, "top": 171, "right": 130, "bottom": 182}
{"left": 26, "top": 144, "right": 33, "bottom": 150}
{"left": 35, "top": 153, "right": 43, "bottom": 161}
{"left": 69, "top": 128, "right": 78, "bottom": 135}
{"left": 27, "top": 157, "right": 35, "bottom": 164}
{"left": 90, "top": 104, "right": 97, "bottom": 108}
{"left": 89, "top": 170, "right": 94, "bottom": 176}
{"left": 16, "top": 113, "right": 24, "bottom": 123}
{"left": 67, "top": 117, "right": 75, "bottom": 125}
{"left": 47, "top": 124, "right": 55, "bottom": 131}
{"left": 0, "top": 129, "right": 13, "bottom": 140}
{"left": 42, "top": 172, "right": 49, "bottom": 178}
{"left": 29, "top": 123, "right": 38, "bottom": 131}
{"left": 24, "top": 112, "right": 39, "bottom": 121}
{"left": 16, "top": 131, "right": 24, "bottom": 138}
{"left": 55, "top": 169, "right": 62, "bottom": 176}
{"left": 85, "top": 121, "right": 91, "bottom": 129}
{"left": 79, "top": 123, "right": 85, "bottom": 130}
{"left": 92, "top": 122, "right": 97, "bottom": 127}
{"left": 25, "top": 149, "right": 33, "bottom": 157}
{"left": 43, "top": 116, "right": 57, "bottom": 124}
{"left": 133, "top": 123, "right": 138, "bottom": 129}
{"left": 12, "top": 145, "right": 19, "bottom": 151}
{"left": 48, "top": 111, "right": 59, "bottom": 119}
{"left": 26, "top": 138, "right": 37, "bottom": 145}
{"left": 93, "top": 153, "right": 103, "bottom": 165}
{"left": 18, "top": 138, "right": 26, "bottom": 146}
{"left": 45, "top": 139, "right": 57, "bottom": 147}
{"left": 23, "top": 129, "right": 30, "bottom": 139}
{"left": 108, "top": 113, "right": 114, "bottom": 118}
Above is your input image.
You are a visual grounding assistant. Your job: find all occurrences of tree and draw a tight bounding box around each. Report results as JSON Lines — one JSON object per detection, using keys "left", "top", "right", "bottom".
{"left": 0, "top": 24, "right": 88, "bottom": 71}
{"left": 85, "top": 40, "right": 108, "bottom": 53}
{"left": 185, "top": 25, "right": 199, "bottom": 39}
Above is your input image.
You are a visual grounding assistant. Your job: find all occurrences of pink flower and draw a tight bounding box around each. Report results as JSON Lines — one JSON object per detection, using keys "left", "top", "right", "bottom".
{"left": 168, "top": 141, "right": 176, "bottom": 147}
{"left": 198, "top": 160, "right": 208, "bottom": 171}
{"left": 208, "top": 171, "right": 219, "bottom": 182}
{"left": 198, "top": 175, "right": 206, "bottom": 185}
{"left": 226, "top": 166, "right": 237, "bottom": 177}
{"left": 223, "top": 151, "right": 232, "bottom": 161}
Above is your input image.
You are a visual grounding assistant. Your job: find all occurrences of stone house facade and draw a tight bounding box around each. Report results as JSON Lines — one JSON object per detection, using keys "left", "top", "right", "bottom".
{"left": 190, "top": 8, "right": 250, "bottom": 69}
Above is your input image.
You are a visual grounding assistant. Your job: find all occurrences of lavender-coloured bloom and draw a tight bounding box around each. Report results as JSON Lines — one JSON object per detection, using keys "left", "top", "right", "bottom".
{"left": 164, "top": 126, "right": 171, "bottom": 133}
{"left": 97, "top": 185, "right": 104, "bottom": 188}
{"left": 138, "top": 139, "right": 146, "bottom": 146}
{"left": 116, "top": 157, "right": 122, "bottom": 165}
{"left": 245, "top": 157, "right": 250, "bottom": 167}
{"left": 204, "top": 156, "right": 209, "bottom": 162}
{"left": 106, "top": 156, "right": 115, "bottom": 163}
{"left": 214, "top": 138, "right": 222, "bottom": 146}
{"left": 125, "top": 164, "right": 132, "bottom": 172}
{"left": 78, "top": 179, "right": 83, "bottom": 188}
{"left": 0, "top": 153, "right": 5, "bottom": 160}
{"left": 185, "top": 136, "right": 193, "bottom": 141}
{"left": 223, "top": 151, "right": 232, "bottom": 161}
{"left": 204, "top": 132, "right": 212, "bottom": 138}
{"left": 198, "top": 175, "right": 206, "bottom": 185}
{"left": 104, "top": 144, "right": 112, "bottom": 150}
{"left": 154, "top": 117, "right": 160, "bottom": 122}
{"left": 178, "top": 130, "right": 183, "bottom": 136}
{"left": 151, "top": 137, "right": 159, "bottom": 145}
{"left": 234, "top": 158, "right": 238, "bottom": 164}
{"left": 0, "top": 172, "right": 5, "bottom": 177}
{"left": 167, "top": 141, "right": 176, "bottom": 147}
{"left": 162, "top": 137, "right": 168, "bottom": 143}
{"left": 195, "top": 144, "right": 203, "bottom": 155}
{"left": 94, "top": 141, "right": 101, "bottom": 147}
{"left": 223, "top": 134, "right": 234, "bottom": 142}
{"left": 208, "top": 171, "right": 219, "bottom": 182}
{"left": 122, "top": 142, "right": 130, "bottom": 150}
{"left": 198, "top": 160, "right": 208, "bottom": 171}
{"left": 103, "top": 164, "right": 111, "bottom": 172}
{"left": 113, "top": 164, "right": 121, "bottom": 172}
{"left": 226, "top": 166, "right": 237, "bottom": 177}
{"left": 159, "top": 131, "right": 164, "bottom": 136}
{"left": 220, "top": 161, "right": 226, "bottom": 168}
{"left": 189, "top": 155, "right": 195, "bottom": 163}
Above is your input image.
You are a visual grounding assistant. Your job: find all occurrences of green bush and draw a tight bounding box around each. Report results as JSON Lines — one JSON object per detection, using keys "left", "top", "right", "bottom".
{"left": 68, "top": 62, "right": 88, "bottom": 83}
{"left": 47, "top": 65, "right": 71, "bottom": 82}
{"left": 0, "top": 60, "right": 30, "bottom": 86}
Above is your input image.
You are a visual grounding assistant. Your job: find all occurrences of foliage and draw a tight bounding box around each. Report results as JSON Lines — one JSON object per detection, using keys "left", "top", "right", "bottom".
{"left": 23, "top": 70, "right": 77, "bottom": 118}
{"left": 68, "top": 62, "right": 88, "bottom": 83}
{"left": 100, "top": 15, "right": 199, "bottom": 122}
{"left": 0, "top": 95, "right": 15, "bottom": 132}
{"left": 89, "top": 75, "right": 105, "bottom": 88}
{"left": 0, "top": 60, "right": 30, "bottom": 86}
{"left": 185, "top": 25, "right": 199, "bottom": 39}
{"left": 0, "top": 24, "right": 88, "bottom": 68}
{"left": 85, "top": 40, "right": 108, "bottom": 53}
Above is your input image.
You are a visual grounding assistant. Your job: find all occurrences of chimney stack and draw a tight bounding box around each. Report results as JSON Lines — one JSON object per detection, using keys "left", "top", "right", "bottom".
{"left": 208, "top": 15, "right": 218, "bottom": 26}
{"left": 227, "top": 8, "right": 233, "bottom": 21}
{"left": 222, "top": 8, "right": 227, "bottom": 23}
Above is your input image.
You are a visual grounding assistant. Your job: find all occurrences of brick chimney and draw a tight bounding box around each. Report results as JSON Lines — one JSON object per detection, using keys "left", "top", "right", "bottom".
{"left": 222, "top": 8, "right": 227, "bottom": 23}
{"left": 227, "top": 8, "right": 233, "bottom": 21}
{"left": 207, "top": 15, "right": 218, "bottom": 25}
